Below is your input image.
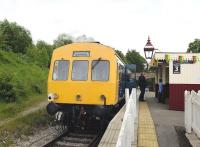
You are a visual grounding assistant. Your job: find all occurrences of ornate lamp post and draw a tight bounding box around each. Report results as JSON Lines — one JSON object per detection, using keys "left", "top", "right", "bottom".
{"left": 144, "top": 36, "right": 155, "bottom": 59}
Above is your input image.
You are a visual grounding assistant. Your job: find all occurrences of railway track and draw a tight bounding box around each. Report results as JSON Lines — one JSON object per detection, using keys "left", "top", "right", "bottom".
{"left": 45, "top": 130, "right": 102, "bottom": 147}
{"left": 29, "top": 103, "right": 122, "bottom": 147}
{"left": 29, "top": 126, "right": 104, "bottom": 147}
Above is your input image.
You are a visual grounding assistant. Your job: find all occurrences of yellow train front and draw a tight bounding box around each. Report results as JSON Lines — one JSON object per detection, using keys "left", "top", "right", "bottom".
{"left": 46, "top": 42, "right": 135, "bottom": 128}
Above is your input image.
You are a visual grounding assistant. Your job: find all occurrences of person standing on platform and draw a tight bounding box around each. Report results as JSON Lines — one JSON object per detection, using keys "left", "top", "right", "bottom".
{"left": 138, "top": 73, "right": 146, "bottom": 101}
{"left": 158, "top": 79, "right": 163, "bottom": 103}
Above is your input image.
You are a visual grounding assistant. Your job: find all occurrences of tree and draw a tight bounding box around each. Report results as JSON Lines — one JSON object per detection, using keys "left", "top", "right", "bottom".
{"left": 36, "top": 40, "right": 53, "bottom": 58}
{"left": 53, "top": 33, "right": 73, "bottom": 48}
{"left": 115, "top": 50, "right": 127, "bottom": 63}
{"left": 187, "top": 39, "right": 200, "bottom": 53}
{"left": 0, "top": 19, "right": 32, "bottom": 54}
{"left": 26, "top": 45, "right": 38, "bottom": 62}
{"left": 125, "top": 50, "right": 146, "bottom": 72}
{"left": 36, "top": 48, "right": 49, "bottom": 68}
{"left": 26, "top": 44, "right": 50, "bottom": 68}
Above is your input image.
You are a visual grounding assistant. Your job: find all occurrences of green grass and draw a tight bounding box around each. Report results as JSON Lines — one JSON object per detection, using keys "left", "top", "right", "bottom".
{"left": 0, "top": 94, "right": 46, "bottom": 120}
{"left": 0, "top": 109, "right": 53, "bottom": 146}
{"left": 0, "top": 50, "right": 48, "bottom": 119}
{"left": 0, "top": 47, "right": 51, "bottom": 146}
{"left": 0, "top": 50, "right": 48, "bottom": 101}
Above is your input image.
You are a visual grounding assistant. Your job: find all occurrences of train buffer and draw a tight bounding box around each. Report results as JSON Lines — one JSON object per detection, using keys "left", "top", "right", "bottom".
{"left": 98, "top": 88, "right": 197, "bottom": 147}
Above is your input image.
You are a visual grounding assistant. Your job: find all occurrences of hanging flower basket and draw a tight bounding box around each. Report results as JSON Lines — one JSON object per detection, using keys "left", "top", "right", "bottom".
{"left": 179, "top": 55, "right": 183, "bottom": 63}
{"left": 193, "top": 56, "right": 197, "bottom": 63}
{"left": 165, "top": 54, "right": 170, "bottom": 63}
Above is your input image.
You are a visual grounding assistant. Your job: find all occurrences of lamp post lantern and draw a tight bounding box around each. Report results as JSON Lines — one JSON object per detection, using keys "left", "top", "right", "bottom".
{"left": 144, "top": 36, "right": 155, "bottom": 59}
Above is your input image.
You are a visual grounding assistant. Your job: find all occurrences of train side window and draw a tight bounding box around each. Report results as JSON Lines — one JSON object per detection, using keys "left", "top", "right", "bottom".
{"left": 53, "top": 60, "right": 69, "bottom": 80}
{"left": 92, "top": 60, "right": 109, "bottom": 81}
{"left": 72, "top": 60, "right": 88, "bottom": 81}
{"left": 119, "top": 64, "right": 125, "bottom": 80}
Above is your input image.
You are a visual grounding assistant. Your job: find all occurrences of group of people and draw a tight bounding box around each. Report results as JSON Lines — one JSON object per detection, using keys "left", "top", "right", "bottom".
{"left": 138, "top": 73, "right": 164, "bottom": 103}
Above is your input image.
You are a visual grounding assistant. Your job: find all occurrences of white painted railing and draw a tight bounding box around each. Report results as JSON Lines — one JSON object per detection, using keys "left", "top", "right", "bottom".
{"left": 185, "top": 90, "right": 200, "bottom": 138}
{"left": 116, "top": 88, "right": 137, "bottom": 147}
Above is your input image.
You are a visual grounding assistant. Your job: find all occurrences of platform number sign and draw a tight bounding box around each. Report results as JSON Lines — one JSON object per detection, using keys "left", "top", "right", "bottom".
{"left": 173, "top": 61, "right": 180, "bottom": 74}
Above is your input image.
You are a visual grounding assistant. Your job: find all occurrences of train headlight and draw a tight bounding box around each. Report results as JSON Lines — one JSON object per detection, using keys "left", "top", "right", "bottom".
{"left": 48, "top": 93, "right": 58, "bottom": 102}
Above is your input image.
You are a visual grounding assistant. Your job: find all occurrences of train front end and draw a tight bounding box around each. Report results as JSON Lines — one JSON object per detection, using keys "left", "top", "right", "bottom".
{"left": 46, "top": 43, "right": 121, "bottom": 128}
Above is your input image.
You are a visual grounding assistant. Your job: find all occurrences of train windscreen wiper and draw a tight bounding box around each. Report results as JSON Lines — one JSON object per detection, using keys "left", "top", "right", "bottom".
{"left": 92, "top": 57, "right": 102, "bottom": 70}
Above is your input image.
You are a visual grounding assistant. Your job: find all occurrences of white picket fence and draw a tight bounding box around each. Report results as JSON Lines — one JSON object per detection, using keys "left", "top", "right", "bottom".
{"left": 185, "top": 90, "right": 200, "bottom": 138}
{"left": 116, "top": 88, "right": 138, "bottom": 147}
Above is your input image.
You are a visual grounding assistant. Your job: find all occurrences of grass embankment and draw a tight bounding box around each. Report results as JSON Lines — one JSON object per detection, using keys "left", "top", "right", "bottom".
{"left": 0, "top": 50, "right": 48, "bottom": 120}
{"left": 0, "top": 94, "right": 46, "bottom": 121}
{"left": 0, "top": 50, "right": 51, "bottom": 146}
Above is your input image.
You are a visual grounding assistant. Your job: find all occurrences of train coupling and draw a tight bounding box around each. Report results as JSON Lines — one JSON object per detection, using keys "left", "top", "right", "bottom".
{"left": 55, "top": 112, "right": 63, "bottom": 121}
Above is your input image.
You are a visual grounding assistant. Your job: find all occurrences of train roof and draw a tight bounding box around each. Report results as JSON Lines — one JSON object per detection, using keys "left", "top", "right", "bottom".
{"left": 54, "top": 42, "right": 125, "bottom": 64}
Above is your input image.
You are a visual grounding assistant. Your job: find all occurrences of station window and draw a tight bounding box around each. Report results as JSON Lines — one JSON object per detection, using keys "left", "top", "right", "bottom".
{"left": 53, "top": 60, "right": 69, "bottom": 80}
{"left": 92, "top": 60, "right": 109, "bottom": 81}
{"left": 72, "top": 60, "right": 88, "bottom": 81}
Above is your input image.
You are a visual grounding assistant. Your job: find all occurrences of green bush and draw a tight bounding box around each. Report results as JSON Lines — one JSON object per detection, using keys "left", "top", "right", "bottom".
{"left": 0, "top": 73, "right": 16, "bottom": 102}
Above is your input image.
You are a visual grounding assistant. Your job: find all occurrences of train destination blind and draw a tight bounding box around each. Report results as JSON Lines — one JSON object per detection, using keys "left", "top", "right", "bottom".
{"left": 73, "top": 51, "right": 90, "bottom": 57}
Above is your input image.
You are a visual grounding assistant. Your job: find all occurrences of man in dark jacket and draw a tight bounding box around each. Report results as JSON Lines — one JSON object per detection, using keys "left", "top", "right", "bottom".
{"left": 138, "top": 73, "right": 146, "bottom": 101}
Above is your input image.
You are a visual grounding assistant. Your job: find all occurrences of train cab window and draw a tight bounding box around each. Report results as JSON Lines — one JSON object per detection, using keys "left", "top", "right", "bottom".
{"left": 53, "top": 60, "right": 69, "bottom": 80}
{"left": 92, "top": 60, "right": 109, "bottom": 81}
{"left": 72, "top": 60, "right": 88, "bottom": 81}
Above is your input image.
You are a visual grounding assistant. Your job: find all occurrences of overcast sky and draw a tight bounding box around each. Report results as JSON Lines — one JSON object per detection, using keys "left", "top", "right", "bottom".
{"left": 1, "top": 0, "right": 200, "bottom": 56}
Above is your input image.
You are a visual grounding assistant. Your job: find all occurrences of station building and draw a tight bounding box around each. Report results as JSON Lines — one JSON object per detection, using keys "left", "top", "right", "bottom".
{"left": 150, "top": 52, "right": 200, "bottom": 111}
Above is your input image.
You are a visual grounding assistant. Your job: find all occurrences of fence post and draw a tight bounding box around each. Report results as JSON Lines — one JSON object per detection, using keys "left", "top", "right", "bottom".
{"left": 116, "top": 88, "right": 136, "bottom": 147}
{"left": 197, "top": 91, "right": 200, "bottom": 137}
{"left": 184, "top": 90, "right": 187, "bottom": 132}
{"left": 185, "top": 90, "right": 200, "bottom": 138}
{"left": 126, "top": 114, "right": 132, "bottom": 147}
{"left": 185, "top": 90, "right": 191, "bottom": 133}
{"left": 125, "top": 88, "right": 129, "bottom": 109}
{"left": 189, "top": 91, "right": 196, "bottom": 133}
{"left": 195, "top": 94, "right": 200, "bottom": 138}
{"left": 131, "top": 88, "right": 137, "bottom": 120}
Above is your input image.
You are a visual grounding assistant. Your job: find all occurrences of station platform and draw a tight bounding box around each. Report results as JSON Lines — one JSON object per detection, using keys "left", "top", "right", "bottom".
{"left": 98, "top": 92, "right": 159, "bottom": 147}
{"left": 138, "top": 102, "right": 158, "bottom": 147}
{"left": 98, "top": 91, "right": 193, "bottom": 147}
{"left": 98, "top": 105, "right": 127, "bottom": 147}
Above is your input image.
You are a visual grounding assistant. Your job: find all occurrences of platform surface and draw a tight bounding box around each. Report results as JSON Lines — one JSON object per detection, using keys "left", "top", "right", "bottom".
{"left": 98, "top": 92, "right": 199, "bottom": 147}
{"left": 98, "top": 105, "right": 126, "bottom": 147}
{"left": 137, "top": 102, "right": 159, "bottom": 147}
{"left": 147, "top": 93, "right": 187, "bottom": 147}
{"left": 98, "top": 93, "right": 139, "bottom": 147}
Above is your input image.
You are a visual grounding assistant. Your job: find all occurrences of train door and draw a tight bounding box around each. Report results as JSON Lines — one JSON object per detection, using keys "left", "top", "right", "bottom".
{"left": 118, "top": 63, "right": 125, "bottom": 99}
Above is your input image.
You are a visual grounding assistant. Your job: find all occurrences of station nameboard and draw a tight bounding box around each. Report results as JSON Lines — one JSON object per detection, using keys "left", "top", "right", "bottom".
{"left": 173, "top": 61, "right": 181, "bottom": 74}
